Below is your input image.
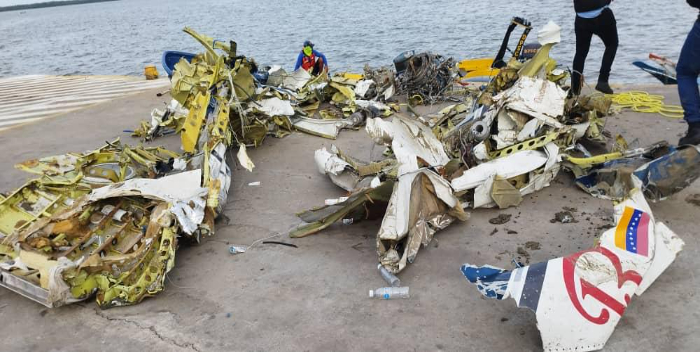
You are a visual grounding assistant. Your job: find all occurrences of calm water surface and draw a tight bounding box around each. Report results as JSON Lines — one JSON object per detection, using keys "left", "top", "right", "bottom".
{"left": 0, "top": 0, "right": 697, "bottom": 84}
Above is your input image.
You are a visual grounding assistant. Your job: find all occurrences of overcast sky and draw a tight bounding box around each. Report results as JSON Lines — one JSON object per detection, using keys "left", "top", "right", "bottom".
{"left": 0, "top": 0, "right": 71, "bottom": 5}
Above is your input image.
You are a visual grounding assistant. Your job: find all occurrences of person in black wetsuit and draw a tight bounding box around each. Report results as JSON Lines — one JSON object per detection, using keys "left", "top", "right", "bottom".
{"left": 571, "top": 0, "right": 617, "bottom": 95}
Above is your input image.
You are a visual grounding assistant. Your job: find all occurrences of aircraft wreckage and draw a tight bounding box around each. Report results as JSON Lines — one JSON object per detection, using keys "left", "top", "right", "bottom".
{"left": 1, "top": 21, "right": 699, "bottom": 352}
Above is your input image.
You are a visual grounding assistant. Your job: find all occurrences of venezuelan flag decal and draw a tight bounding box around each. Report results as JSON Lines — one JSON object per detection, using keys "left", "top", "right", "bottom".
{"left": 614, "top": 207, "right": 650, "bottom": 256}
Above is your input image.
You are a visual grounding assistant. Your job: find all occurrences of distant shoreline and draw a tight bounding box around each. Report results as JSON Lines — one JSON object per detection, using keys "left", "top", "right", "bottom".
{"left": 0, "top": 0, "right": 118, "bottom": 13}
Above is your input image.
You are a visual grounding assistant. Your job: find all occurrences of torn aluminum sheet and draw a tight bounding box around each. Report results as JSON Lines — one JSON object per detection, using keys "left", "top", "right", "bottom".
{"left": 378, "top": 169, "right": 467, "bottom": 273}
{"left": 491, "top": 110, "right": 521, "bottom": 149}
{"left": 247, "top": 97, "right": 295, "bottom": 117}
{"left": 137, "top": 99, "right": 188, "bottom": 140}
{"left": 315, "top": 147, "right": 351, "bottom": 176}
{"left": 86, "top": 170, "right": 206, "bottom": 203}
{"left": 169, "top": 55, "right": 210, "bottom": 106}
{"left": 298, "top": 114, "right": 465, "bottom": 274}
{"left": 15, "top": 140, "right": 177, "bottom": 182}
{"left": 518, "top": 22, "right": 562, "bottom": 79}
{"left": 451, "top": 150, "right": 548, "bottom": 192}
{"left": 330, "top": 82, "right": 356, "bottom": 104}
{"left": 378, "top": 169, "right": 459, "bottom": 241}
{"left": 369, "top": 115, "right": 464, "bottom": 272}
{"left": 181, "top": 90, "right": 209, "bottom": 153}
{"left": 537, "top": 21, "right": 561, "bottom": 46}
{"left": 489, "top": 176, "right": 523, "bottom": 209}
{"left": 85, "top": 170, "right": 207, "bottom": 235}
{"left": 519, "top": 142, "right": 561, "bottom": 197}
{"left": 282, "top": 68, "right": 312, "bottom": 91}
{"left": 473, "top": 174, "right": 498, "bottom": 208}
{"left": 237, "top": 144, "right": 255, "bottom": 172}
{"left": 461, "top": 182, "right": 684, "bottom": 352}
{"left": 265, "top": 65, "right": 287, "bottom": 87}
{"left": 171, "top": 198, "right": 206, "bottom": 235}
{"left": 472, "top": 142, "right": 490, "bottom": 161}
{"left": 314, "top": 145, "right": 395, "bottom": 192}
{"left": 266, "top": 66, "right": 285, "bottom": 87}
{"left": 354, "top": 79, "right": 376, "bottom": 98}
{"left": 517, "top": 118, "right": 543, "bottom": 142}
{"left": 290, "top": 180, "right": 395, "bottom": 238}
{"left": 0, "top": 254, "right": 81, "bottom": 308}
{"left": 325, "top": 197, "right": 349, "bottom": 206}
{"left": 575, "top": 145, "right": 700, "bottom": 201}
{"left": 314, "top": 146, "right": 357, "bottom": 192}
{"left": 292, "top": 117, "right": 356, "bottom": 140}
{"left": 383, "top": 85, "right": 395, "bottom": 100}
{"left": 492, "top": 76, "right": 566, "bottom": 129}
{"left": 420, "top": 103, "right": 470, "bottom": 128}
{"left": 366, "top": 116, "right": 450, "bottom": 176}
{"left": 16, "top": 154, "right": 81, "bottom": 176}
{"left": 470, "top": 143, "right": 560, "bottom": 208}
{"left": 204, "top": 142, "right": 232, "bottom": 216}
{"left": 180, "top": 98, "right": 229, "bottom": 208}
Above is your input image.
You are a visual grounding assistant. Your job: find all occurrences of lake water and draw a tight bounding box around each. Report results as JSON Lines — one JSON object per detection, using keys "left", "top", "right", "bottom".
{"left": 0, "top": 0, "right": 697, "bottom": 84}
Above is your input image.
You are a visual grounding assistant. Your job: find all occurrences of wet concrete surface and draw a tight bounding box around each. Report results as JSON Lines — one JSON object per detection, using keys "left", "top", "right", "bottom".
{"left": 0, "top": 85, "right": 698, "bottom": 352}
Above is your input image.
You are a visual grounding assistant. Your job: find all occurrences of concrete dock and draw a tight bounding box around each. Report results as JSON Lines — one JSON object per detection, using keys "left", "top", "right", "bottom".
{"left": 0, "top": 75, "right": 168, "bottom": 131}
{"left": 0, "top": 83, "right": 698, "bottom": 352}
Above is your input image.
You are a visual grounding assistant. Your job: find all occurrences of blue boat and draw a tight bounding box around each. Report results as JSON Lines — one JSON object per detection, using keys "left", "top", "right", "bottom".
{"left": 633, "top": 53, "right": 700, "bottom": 86}
{"left": 161, "top": 51, "right": 196, "bottom": 77}
{"left": 632, "top": 61, "right": 677, "bottom": 85}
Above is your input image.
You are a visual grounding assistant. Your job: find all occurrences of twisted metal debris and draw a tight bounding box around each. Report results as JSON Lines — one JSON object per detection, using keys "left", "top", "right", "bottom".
{"left": 396, "top": 53, "right": 455, "bottom": 103}
{"left": 0, "top": 26, "right": 402, "bottom": 308}
{"left": 0, "top": 21, "right": 697, "bottom": 352}
{"left": 293, "top": 21, "right": 700, "bottom": 351}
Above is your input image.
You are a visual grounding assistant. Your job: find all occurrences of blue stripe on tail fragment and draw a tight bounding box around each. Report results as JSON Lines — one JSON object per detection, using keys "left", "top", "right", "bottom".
{"left": 518, "top": 261, "right": 547, "bottom": 312}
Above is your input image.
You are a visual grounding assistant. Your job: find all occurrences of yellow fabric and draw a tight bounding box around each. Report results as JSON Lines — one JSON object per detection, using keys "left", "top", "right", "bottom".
{"left": 303, "top": 46, "right": 313, "bottom": 56}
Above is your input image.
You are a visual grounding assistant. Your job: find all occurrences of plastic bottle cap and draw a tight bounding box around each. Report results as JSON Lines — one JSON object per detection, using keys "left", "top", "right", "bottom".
{"left": 369, "top": 290, "right": 374, "bottom": 298}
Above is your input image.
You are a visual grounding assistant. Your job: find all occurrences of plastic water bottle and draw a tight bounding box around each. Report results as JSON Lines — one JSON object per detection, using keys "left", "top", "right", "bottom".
{"left": 369, "top": 287, "right": 409, "bottom": 299}
{"left": 229, "top": 245, "right": 247, "bottom": 254}
{"left": 378, "top": 264, "right": 401, "bottom": 287}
